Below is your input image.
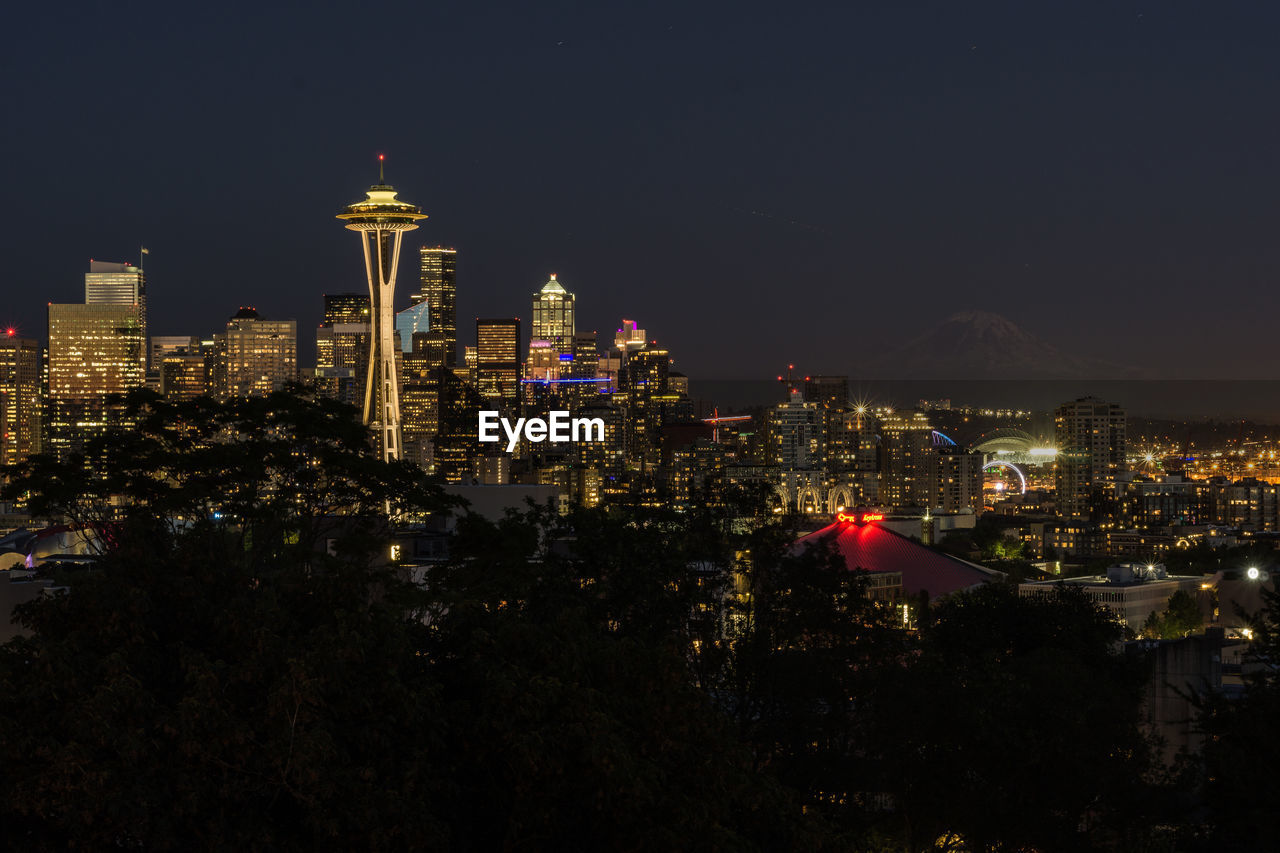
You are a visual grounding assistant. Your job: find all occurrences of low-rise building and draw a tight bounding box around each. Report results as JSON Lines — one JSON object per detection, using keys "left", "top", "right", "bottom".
{"left": 1019, "top": 563, "right": 1202, "bottom": 629}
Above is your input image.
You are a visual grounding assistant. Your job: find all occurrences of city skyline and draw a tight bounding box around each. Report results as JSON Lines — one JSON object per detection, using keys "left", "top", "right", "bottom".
{"left": 8, "top": 3, "right": 1280, "bottom": 379}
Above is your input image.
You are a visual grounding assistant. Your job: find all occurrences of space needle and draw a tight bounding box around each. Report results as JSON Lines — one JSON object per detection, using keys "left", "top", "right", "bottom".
{"left": 337, "top": 156, "right": 426, "bottom": 462}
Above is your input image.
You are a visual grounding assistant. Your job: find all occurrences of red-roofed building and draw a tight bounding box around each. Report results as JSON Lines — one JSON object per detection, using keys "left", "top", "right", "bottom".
{"left": 797, "top": 516, "right": 1002, "bottom": 601}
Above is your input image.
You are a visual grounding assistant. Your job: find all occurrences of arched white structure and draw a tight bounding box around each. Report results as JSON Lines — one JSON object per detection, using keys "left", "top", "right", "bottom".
{"left": 982, "top": 460, "right": 1027, "bottom": 495}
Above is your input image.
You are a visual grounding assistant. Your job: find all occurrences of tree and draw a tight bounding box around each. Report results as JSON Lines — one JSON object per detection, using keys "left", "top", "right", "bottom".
{"left": 706, "top": 524, "right": 909, "bottom": 840}
{"left": 421, "top": 502, "right": 821, "bottom": 851}
{"left": 1196, "top": 583, "right": 1280, "bottom": 849}
{"left": 1160, "top": 590, "right": 1204, "bottom": 638}
{"left": 0, "top": 389, "right": 452, "bottom": 850}
{"left": 867, "top": 584, "right": 1154, "bottom": 852}
{"left": 1141, "top": 591, "right": 1204, "bottom": 640}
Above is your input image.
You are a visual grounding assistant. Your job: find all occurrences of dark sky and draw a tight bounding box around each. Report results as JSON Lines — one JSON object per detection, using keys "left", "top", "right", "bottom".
{"left": 4, "top": 1, "right": 1280, "bottom": 378}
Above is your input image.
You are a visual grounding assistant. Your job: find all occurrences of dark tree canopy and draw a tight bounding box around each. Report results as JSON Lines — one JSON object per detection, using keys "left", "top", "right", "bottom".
{"left": 1, "top": 389, "right": 452, "bottom": 850}
{"left": 867, "top": 584, "right": 1154, "bottom": 852}
{"left": 0, "top": 390, "right": 1193, "bottom": 851}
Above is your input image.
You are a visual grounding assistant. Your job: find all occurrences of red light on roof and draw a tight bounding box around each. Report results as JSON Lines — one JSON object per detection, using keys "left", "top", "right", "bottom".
{"left": 5, "top": 328, "right": 15, "bottom": 337}
{"left": 379, "top": 154, "right": 385, "bottom": 160}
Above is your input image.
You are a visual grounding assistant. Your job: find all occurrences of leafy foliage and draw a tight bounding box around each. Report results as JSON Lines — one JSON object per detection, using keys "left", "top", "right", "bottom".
{"left": 1140, "top": 590, "right": 1204, "bottom": 640}
{"left": 867, "top": 585, "right": 1154, "bottom": 852}
{"left": 0, "top": 389, "right": 1183, "bottom": 850}
{"left": 1195, "top": 583, "right": 1280, "bottom": 850}
{"left": 0, "top": 389, "right": 451, "bottom": 850}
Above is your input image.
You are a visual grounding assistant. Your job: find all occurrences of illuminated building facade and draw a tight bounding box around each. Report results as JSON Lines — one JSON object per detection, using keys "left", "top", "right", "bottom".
{"left": 159, "top": 351, "right": 208, "bottom": 400}
{"left": 337, "top": 163, "right": 427, "bottom": 462}
{"left": 932, "top": 449, "right": 984, "bottom": 514}
{"left": 317, "top": 293, "right": 371, "bottom": 408}
{"left": 476, "top": 318, "right": 520, "bottom": 405}
{"left": 880, "top": 412, "right": 934, "bottom": 508}
{"left": 395, "top": 301, "right": 429, "bottom": 353}
{"left": 46, "top": 303, "right": 144, "bottom": 459}
{"left": 614, "top": 319, "right": 645, "bottom": 358}
{"left": 1055, "top": 397, "right": 1126, "bottom": 521}
{"left": 620, "top": 346, "right": 672, "bottom": 465}
{"left": 0, "top": 334, "right": 41, "bottom": 465}
{"left": 324, "top": 293, "right": 370, "bottom": 326}
{"left": 769, "top": 390, "right": 824, "bottom": 472}
{"left": 530, "top": 274, "right": 575, "bottom": 366}
{"left": 84, "top": 260, "right": 147, "bottom": 347}
{"left": 410, "top": 247, "right": 457, "bottom": 368}
{"left": 213, "top": 307, "right": 297, "bottom": 398}
{"left": 150, "top": 336, "right": 197, "bottom": 371}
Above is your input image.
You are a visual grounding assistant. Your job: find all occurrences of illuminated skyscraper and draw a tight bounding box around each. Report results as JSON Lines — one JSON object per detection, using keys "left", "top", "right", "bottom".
{"left": 410, "top": 247, "right": 457, "bottom": 368}
{"left": 84, "top": 260, "right": 146, "bottom": 368}
{"left": 317, "top": 293, "right": 371, "bottom": 408}
{"left": 769, "top": 390, "right": 824, "bottom": 472}
{"left": 880, "top": 411, "right": 934, "bottom": 508}
{"left": 530, "top": 273, "right": 575, "bottom": 364}
{"left": 159, "top": 351, "right": 208, "bottom": 400}
{"left": 337, "top": 159, "right": 426, "bottom": 462}
{"left": 0, "top": 333, "right": 41, "bottom": 465}
{"left": 614, "top": 319, "right": 645, "bottom": 356}
{"left": 476, "top": 318, "right": 520, "bottom": 405}
{"left": 46, "top": 303, "right": 144, "bottom": 459}
{"left": 150, "top": 336, "right": 197, "bottom": 371}
{"left": 1055, "top": 397, "right": 1126, "bottom": 521}
{"left": 323, "top": 293, "right": 371, "bottom": 326}
{"left": 213, "top": 307, "right": 297, "bottom": 398}
{"left": 395, "top": 302, "right": 429, "bottom": 353}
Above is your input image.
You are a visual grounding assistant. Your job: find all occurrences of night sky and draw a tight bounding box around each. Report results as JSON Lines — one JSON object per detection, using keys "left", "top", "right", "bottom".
{"left": 5, "top": 1, "right": 1280, "bottom": 379}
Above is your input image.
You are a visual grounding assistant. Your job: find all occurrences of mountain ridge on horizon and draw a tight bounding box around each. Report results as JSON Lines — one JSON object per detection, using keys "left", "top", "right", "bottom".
{"left": 859, "top": 309, "right": 1150, "bottom": 380}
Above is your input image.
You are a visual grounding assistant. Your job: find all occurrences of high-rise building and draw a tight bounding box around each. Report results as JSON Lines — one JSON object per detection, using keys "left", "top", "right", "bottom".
{"left": 410, "top": 247, "right": 457, "bottom": 367}
{"left": 46, "top": 303, "right": 145, "bottom": 459}
{"left": 880, "top": 411, "right": 934, "bottom": 508}
{"left": 931, "top": 449, "right": 985, "bottom": 514}
{"left": 571, "top": 332, "right": 599, "bottom": 378}
{"left": 150, "top": 336, "right": 198, "bottom": 371}
{"left": 614, "top": 319, "right": 646, "bottom": 358}
{"left": 317, "top": 293, "right": 371, "bottom": 408}
{"left": 213, "top": 307, "right": 297, "bottom": 398}
{"left": 768, "top": 390, "right": 825, "bottom": 514}
{"left": 148, "top": 335, "right": 204, "bottom": 399}
{"left": 620, "top": 346, "right": 675, "bottom": 466}
{"left": 530, "top": 274, "right": 575, "bottom": 363}
{"left": 475, "top": 318, "right": 521, "bottom": 405}
{"left": 769, "top": 390, "right": 824, "bottom": 472}
{"left": 159, "top": 351, "right": 208, "bottom": 400}
{"left": 1055, "top": 397, "right": 1127, "bottom": 521}
{"left": 84, "top": 260, "right": 146, "bottom": 368}
{"left": 395, "top": 301, "right": 429, "bottom": 353}
{"left": 337, "top": 161, "right": 427, "bottom": 462}
{"left": 0, "top": 333, "right": 41, "bottom": 465}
